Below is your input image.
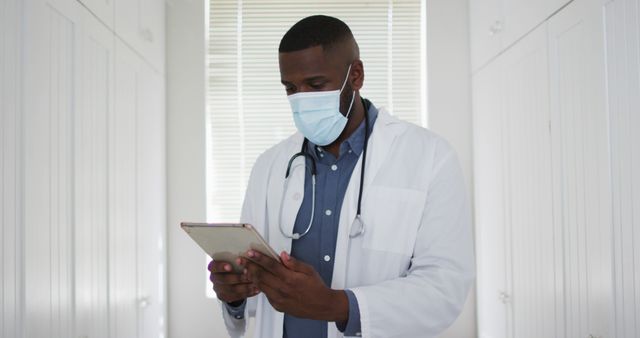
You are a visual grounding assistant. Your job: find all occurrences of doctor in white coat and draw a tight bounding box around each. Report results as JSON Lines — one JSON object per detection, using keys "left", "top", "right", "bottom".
{"left": 208, "top": 15, "right": 475, "bottom": 338}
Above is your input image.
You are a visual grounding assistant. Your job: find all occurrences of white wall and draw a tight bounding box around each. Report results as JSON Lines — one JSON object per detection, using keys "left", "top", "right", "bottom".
{"left": 166, "top": 0, "right": 230, "bottom": 337}
{"left": 425, "top": 1, "right": 476, "bottom": 337}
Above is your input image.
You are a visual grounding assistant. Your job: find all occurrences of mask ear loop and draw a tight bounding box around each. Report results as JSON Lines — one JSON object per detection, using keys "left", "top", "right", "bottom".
{"left": 345, "top": 91, "right": 356, "bottom": 118}
{"left": 340, "top": 64, "right": 356, "bottom": 118}
{"left": 339, "top": 64, "right": 353, "bottom": 92}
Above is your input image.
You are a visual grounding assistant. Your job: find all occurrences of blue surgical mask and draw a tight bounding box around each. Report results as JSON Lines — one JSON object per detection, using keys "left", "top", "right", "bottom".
{"left": 287, "top": 65, "right": 355, "bottom": 146}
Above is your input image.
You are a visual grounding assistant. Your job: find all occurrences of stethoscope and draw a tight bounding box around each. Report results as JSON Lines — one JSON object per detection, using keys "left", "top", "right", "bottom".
{"left": 279, "top": 98, "right": 370, "bottom": 240}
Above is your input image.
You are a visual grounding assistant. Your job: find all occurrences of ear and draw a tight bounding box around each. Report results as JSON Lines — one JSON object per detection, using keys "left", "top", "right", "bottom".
{"left": 351, "top": 59, "right": 365, "bottom": 91}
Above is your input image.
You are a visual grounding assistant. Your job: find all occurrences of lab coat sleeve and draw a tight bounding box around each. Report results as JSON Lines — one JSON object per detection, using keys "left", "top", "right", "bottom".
{"left": 220, "top": 151, "right": 270, "bottom": 337}
{"left": 350, "top": 143, "right": 475, "bottom": 338}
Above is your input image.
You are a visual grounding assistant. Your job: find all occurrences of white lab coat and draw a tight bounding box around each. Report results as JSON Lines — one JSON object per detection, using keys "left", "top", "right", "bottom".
{"left": 221, "top": 109, "right": 475, "bottom": 338}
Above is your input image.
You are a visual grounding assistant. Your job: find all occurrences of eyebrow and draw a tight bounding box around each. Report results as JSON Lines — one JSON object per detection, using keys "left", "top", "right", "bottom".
{"left": 281, "top": 75, "right": 329, "bottom": 86}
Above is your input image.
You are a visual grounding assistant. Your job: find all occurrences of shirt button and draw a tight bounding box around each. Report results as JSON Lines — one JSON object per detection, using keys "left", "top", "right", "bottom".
{"left": 292, "top": 192, "right": 302, "bottom": 200}
{"left": 331, "top": 164, "right": 338, "bottom": 171}
{"left": 324, "top": 255, "right": 331, "bottom": 262}
{"left": 325, "top": 209, "right": 332, "bottom": 216}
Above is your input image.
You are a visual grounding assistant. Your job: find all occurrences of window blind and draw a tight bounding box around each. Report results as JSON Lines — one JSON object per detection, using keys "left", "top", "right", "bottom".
{"left": 206, "top": 0, "right": 427, "bottom": 222}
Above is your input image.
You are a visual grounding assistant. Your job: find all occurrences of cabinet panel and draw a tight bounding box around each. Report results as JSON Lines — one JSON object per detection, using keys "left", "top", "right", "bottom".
{"left": 606, "top": 0, "right": 640, "bottom": 337}
{"left": 1, "top": 0, "right": 24, "bottom": 337}
{"left": 470, "top": 0, "right": 573, "bottom": 72}
{"left": 74, "top": 7, "right": 114, "bottom": 338}
{"left": 23, "top": 0, "right": 82, "bottom": 337}
{"left": 473, "top": 60, "right": 508, "bottom": 338}
{"left": 114, "top": 0, "right": 165, "bottom": 73}
{"left": 473, "top": 24, "right": 562, "bottom": 338}
{"left": 501, "top": 26, "right": 560, "bottom": 338}
{"left": 112, "top": 39, "right": 167, "bottom": 338}
{"left": 502, "top": 0, "right": 572, "bottom": 47}
{"left": 474, "top": 0, "right": 625, "bottom": 337}
{"left": 502, "top": 0, "right": 547, "bottom": 45}
{"left": 18, "top": 1, "right": 165, "bottom": 337}
{"left": 136, "top": 56, "right": 167, "bottom": 338}
{"left": 470, "top": 0, "right": 504, "bottom": 71}
{"left": 78, "top": 0, "right": 114, "bottom": 29}
{"left": 111, "top": 40, "right": 141, "bottom": 338}
{"left": 548, "top": 1, "right": 612, "bottom": 337}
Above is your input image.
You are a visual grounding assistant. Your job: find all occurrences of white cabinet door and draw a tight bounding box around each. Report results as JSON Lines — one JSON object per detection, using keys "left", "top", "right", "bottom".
{"left": 1, "top": 1, "right": 24, "bottom": 337}
{"left": 111, "top": 39, "right": 142, "bottom": 338}
{"left": 74, "top": 7, "right": 114, "bottom": 338}
{"left": 604, "top": 0, "right": 640, "bottom": 337}
{"left": 501, "top": 0, "right": 572, "bottom": 47}
{"left": 23, "top": 0, "right": 81, "bottom": 337}
{"left": 502, "top": 0, "right": 547, "bottom": 45}
{"left": 78, "top": 0, "right": 114, "bottom": 29}
{"left": 136, "top": 53, "right": 167, "bottom": 338}
{"left": 20, "top": 2, "right": 165, "bottom": 337}
{"left": 114, "top": 0, "right": 165, "bottom": 72}
{"left": 474, "top": 1, "right": 621, "bottom": 337}
{"left": 470, "top": 0, "right": 573, "bottom": 72}
{"left": 473, "top": 23, "right": 561, "bottom": 338}
{"left": 547, "top": 1, "right": 613, "bottom": 337}
{"left": 470, "top": 0, "right": 505, "bottom": 71}
{"left": 112, "top": 38, "right": 167, "bottom": 338}
{"left": 500, "top": 24, "right": 561, "bottom": 338}
{"left": 473, "top": 58, "right": 508, "bottom": 338}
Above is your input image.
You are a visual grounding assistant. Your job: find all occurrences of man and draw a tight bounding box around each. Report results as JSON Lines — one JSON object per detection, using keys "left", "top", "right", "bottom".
{"left": 208, "top": 15, "right": 474, "bottom": 338}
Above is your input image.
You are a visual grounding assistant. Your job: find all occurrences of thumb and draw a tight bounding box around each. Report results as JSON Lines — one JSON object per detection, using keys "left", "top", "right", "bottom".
{"left": 280, "top": 251, "right": 311, "bottom": 274}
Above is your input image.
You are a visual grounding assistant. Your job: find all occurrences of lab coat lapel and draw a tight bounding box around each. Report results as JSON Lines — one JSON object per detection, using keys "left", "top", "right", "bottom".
{"left": 331, "top": 109, "right": 404, "bottom": 290}
{"left": 363, "top": 109, "right": 403, "bottom": 187}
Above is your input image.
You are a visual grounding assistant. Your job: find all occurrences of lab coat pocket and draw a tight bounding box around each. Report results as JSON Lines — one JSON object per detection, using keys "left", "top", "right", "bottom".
{"left": 362, "top": 186, "right": 426, "bottom": 256}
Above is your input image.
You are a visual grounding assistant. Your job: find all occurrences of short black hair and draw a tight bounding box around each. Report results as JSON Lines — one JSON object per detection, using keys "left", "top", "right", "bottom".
{"left": 279, "top": 15, "right": 359, "bottom": 57}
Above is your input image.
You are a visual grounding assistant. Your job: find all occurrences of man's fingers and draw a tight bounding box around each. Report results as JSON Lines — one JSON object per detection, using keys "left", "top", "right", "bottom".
{"left": 214, "top": 282, "right": 258, "bottom": 303}
{"left": 208, "top": 260, "right": 235, "bottom": 273}
{"left": 245, "top": 250, "right": 286, "bottom": 275}
{"left": 209, "top": 258, "right": 251, "bottom": 285}
{"left": 244, "top": 260, "right": 287, "bottom": 291}
{"left": 211, "top": 271, "right": 250, "bottom": 285}
{"left": 280, "top": 251, "right": 314, "bottom": 275}
{"left": 230, "top": 282, "right": 259, "bottom": 297}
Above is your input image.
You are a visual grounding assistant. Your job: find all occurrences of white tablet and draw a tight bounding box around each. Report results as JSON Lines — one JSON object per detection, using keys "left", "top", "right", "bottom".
{"left": 181, "top": 222, "right": 280, "bottom": 273}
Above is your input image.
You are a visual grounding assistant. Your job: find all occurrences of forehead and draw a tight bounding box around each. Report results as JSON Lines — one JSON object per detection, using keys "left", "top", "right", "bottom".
{"left": 278, "top": 45, "right": 342, "bottom": 81}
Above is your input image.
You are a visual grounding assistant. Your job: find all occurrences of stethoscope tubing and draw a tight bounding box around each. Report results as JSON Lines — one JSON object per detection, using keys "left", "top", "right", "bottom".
{"left": 280, "top": 98, "right": 370, "bottom": 240}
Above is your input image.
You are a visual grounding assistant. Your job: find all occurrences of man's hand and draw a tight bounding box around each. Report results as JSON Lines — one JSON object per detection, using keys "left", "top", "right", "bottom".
{"left": 208, "top": 258, "right": 260, "bottom": 304}
{"left": 244, "top": 250, "right": 349, "bottom": 322}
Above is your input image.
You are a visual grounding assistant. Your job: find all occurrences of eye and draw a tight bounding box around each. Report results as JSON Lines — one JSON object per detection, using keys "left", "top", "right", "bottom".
{"left": 309, "top": 82, "right": 327, "bottom": 90}
{"left": 283, "top": 84, "right": 296, "bottom": 94}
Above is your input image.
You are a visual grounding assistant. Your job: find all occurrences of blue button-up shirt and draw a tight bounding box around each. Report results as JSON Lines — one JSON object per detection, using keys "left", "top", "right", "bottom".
{"left": 226, "top": 100, "right": 379, "bottom": 338}
{"left": 284, "top": 100, "right": 377, "bottom": 338}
